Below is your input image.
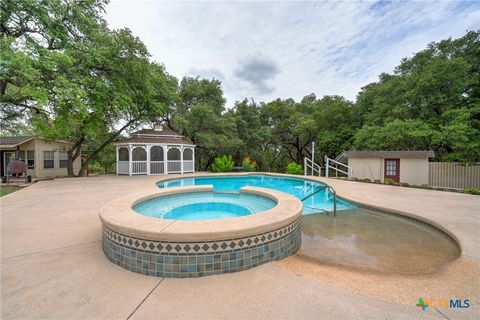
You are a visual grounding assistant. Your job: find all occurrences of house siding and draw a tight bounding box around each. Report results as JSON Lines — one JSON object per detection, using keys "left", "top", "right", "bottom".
{"left": 400, "top": 158, "right": 429, "bottom": 185}
{"left": 30, "top": 138, "right": 81, "bottom": 178}
{"left": 347, "top": 157, "right": 383, "bottom": 181}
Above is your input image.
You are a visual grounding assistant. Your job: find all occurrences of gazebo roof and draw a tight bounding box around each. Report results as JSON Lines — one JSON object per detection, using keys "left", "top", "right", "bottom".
{"left": 115, "top": 136, "right": 194, "bottom": 145}
{"left": 115, "top": 127, "right": 195, "bottom": 146}
{"left": 130, "top": 129, "right": 180, "bottom": 136}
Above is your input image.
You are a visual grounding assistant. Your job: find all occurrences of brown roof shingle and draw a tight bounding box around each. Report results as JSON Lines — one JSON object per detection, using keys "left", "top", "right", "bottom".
{"left": 115, "top": 136, "right": 194, "bottom": 145}
{"left": 0, "top": 136, "right": 34, "bottom": 147}
{"left": 130, "top": 129, "right": 180, "bottom": 136}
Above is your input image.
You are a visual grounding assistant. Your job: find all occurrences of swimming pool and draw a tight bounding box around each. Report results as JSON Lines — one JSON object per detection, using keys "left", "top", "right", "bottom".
{"left": 134, "top": 192, "right": 276, "bottom": 220}
{"left": 157, "top": 175, "right": 355, "bottom": 214}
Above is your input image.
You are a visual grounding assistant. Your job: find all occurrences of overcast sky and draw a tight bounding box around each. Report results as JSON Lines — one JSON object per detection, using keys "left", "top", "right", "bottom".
{"left": 105, "top": 0, "right": 480, "bottom": 107}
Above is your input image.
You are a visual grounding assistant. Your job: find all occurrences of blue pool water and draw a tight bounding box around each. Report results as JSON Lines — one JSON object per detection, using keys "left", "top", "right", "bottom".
{"left": 156, "top": 175, "right": 356, "bottom": 214}
{"left": 134, "top": 192, "right": 276, "bottom": 220}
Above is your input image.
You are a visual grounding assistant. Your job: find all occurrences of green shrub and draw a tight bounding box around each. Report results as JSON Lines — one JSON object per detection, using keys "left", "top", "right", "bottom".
{"left": 384, "top": 178, "right": 397, "bottom": 185}
{"left": 286, "top": 162, "right": 303, "bottom": 175}
{"left": 211, "top": 155, "right": 234, "bottom": 173}
{"left": 464, "top": 188, "right": 480, "bottom": 195}
{"left": 373, "top": 179, "right": 381, "bottom": 184}
{"left": 359, "top": 178, "right": 371, "bottom": 183}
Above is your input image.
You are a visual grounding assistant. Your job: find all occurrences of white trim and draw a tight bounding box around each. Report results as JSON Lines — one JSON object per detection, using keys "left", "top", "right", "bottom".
{"left": 3, "top": 151, "right": 15, "bottom": 176}
{"left": 128, "top": 146, "right": 132, "bottom": 176}
{"left": 163, "top": 145, "right": 168, "bottom": 175}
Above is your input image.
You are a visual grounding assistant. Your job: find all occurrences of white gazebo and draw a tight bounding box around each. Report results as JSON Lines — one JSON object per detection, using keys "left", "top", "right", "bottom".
{"left": 114, "top": 125, "right": 195, "bottom": 175}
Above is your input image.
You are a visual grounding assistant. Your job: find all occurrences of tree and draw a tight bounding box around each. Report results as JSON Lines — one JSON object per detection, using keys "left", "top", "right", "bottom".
{"left": 353, "top": 119, "right": 436, "bottom": 151}
{"left": 172, "top": 77, "right": 242, "bottom": 170}
{"left": 32, "top": 28, "right": 177, "bottom": 176}
{"left": 1, "top": 0, "right": 108, "bottom": 127}
{"left": 1, "top": 0, "right": 177, "bottom": 175}
{"left": 313, "top": 95, "right": 359, "bottom": 159}
{"left": 355, "top": 31, "right": 480, "bottom": 162}
{"left": 227, "top": 99, "right": 273, "bottom": 169}
{"left": 262, "top": 98, "right": 317, "bottom": 164}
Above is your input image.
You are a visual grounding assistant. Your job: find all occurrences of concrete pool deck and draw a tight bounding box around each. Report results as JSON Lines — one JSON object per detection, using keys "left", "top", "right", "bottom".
{"left": 1, "top": 174, "right": 479, "bottom": 319}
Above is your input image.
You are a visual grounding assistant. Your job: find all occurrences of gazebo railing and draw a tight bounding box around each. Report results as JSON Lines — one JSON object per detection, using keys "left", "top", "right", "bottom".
{"left": 118, "top": 161, "right": 129, "bottom": 174}
{"left": 183, "top": 160, "right": 194, "bottom": 172}
{"left": 168, "top": 160, "right": 181, "bottom": 173}
{"left": 132, "top": 161, "right": 147, "bottom": 174}
{"left": 150, "top": 161, "right": 165, "bottom": 174}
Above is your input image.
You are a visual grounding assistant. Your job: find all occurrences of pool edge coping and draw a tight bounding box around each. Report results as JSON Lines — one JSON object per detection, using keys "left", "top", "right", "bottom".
{"left": 99, "top": 185, "right": 303, "bottom": 242}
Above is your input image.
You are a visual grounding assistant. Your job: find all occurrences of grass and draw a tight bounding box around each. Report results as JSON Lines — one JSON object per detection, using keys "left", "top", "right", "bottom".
{"left": 0, "top": 186, "right": 20, "bottom": 197}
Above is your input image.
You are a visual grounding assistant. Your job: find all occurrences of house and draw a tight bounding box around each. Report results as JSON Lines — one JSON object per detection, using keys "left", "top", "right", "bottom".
{"left": 0, "top": 136, "right": 81, "bottom": 179}
{"left": 114, "top": 124, "right": 196, "bottom": 175}
{"left": 336, "top": 150, "right": 435, "bottom": 185}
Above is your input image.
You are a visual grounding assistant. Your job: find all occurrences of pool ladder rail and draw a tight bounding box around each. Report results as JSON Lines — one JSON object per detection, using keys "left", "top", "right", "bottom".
{"left": 301, "top": 185, "right": 337, "bottom": 217}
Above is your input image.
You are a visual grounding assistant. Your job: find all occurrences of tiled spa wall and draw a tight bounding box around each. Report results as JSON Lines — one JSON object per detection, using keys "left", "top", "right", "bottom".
{"left": 102, "top": 218, "right": 301, "bottom": 278}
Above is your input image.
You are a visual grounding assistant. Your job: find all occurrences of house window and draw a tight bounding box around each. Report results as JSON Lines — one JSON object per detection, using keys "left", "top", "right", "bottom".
{"left": 59, "top": 151, "right": 68, "bottom": 168}
{"left": 43, "top": 151, "right": 54, "bottom": 169}
{"left": 27, "top": 150, "right": 35, "bottom": 169}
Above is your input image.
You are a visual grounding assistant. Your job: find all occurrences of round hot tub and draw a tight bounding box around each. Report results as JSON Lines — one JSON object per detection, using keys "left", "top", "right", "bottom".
{"left": 100, "top": 186, "right": 302, "bottom": 278}
{"left": 133, "top": 192, "right": 276, "bottom": 221}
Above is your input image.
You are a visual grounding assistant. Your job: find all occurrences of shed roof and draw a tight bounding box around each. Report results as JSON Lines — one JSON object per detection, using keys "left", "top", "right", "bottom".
{"left": 336, "top": 150, "right": 435, "bottom": 162}
{"left": 0, "top": 136, "right": 35, "bottom": 149}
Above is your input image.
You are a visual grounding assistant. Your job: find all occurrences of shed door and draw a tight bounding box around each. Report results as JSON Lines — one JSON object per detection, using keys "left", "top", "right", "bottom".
{"left": 384, "top": 158, "right": 400, "bottom": 183}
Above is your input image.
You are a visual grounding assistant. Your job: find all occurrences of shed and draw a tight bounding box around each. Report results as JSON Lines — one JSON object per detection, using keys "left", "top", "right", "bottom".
{"left": 336, "top": 151, "right": 435, "bottom": 185}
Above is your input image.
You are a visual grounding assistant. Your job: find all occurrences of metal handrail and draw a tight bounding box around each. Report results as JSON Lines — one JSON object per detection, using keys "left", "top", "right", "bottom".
{"left": 302, "top": 184, "right": 337, "bottom": 217}
{"left": 327, "top": 185, "right": 337, "bottom": 217}
{"left": 300, "top": 185, "right": 325, "bottom": 201}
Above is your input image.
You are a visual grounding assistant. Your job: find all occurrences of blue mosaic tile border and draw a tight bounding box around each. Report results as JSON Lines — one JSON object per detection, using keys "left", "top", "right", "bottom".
{"left": 102, "top": 217, "right": 301, "bottom": 278}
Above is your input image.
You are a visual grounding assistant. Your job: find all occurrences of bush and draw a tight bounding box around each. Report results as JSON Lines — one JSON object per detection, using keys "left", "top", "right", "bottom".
{"left": 359, "top": 178, "right": 371, "bottom": 183}
{"left": 242, "top": 156, "right": 257, "bottom": 172}
{"left": 286, "top": 162, "right": 303, "bottom": 175}
{"left": 464, "top": 188, "right": 480, "bottom": 195}
{"left": 211, "top": 155, "right": 234, "bottom": 173}
{"left": 384, "top": 178, "right": 397, "bottom": 185}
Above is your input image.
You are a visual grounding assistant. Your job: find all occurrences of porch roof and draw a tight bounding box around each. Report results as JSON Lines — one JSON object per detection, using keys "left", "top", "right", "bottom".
{"left": 0, "top": 136, "right": 35, "bottom": 149}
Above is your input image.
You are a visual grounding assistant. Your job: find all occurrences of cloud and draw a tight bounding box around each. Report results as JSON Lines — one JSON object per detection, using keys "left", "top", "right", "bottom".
{"left": 104, "top": 0, "right": 480, "bottom": 107}
{"left": 234, "top": 55, "right": 280, "bottom": 95}
{"left": 186, "top": 67, "right": 225, "bottom": 81}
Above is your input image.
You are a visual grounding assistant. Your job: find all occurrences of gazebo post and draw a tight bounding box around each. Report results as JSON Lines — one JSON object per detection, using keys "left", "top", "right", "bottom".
{"left": 146, "top": 145, "right": 151, "bottom": 175}
{"left": 180, "top": 146, "right": 184, "bottom": 174}
{"left": 115, "top": 145, "right": 119, "bottom": 175}
{"left": 128, "top": 144, "right": 133, "bottom": 176}
{"left": 192, "top": 148, "right": 195, "bottom": 173}
{"left": 163, "top": 145, "right": 168, "bottom": 175}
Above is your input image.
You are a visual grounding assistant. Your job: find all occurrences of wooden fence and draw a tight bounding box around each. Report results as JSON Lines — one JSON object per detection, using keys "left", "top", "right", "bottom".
{"left": 429, "top": 162, "right": 480, "bottom": 189}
